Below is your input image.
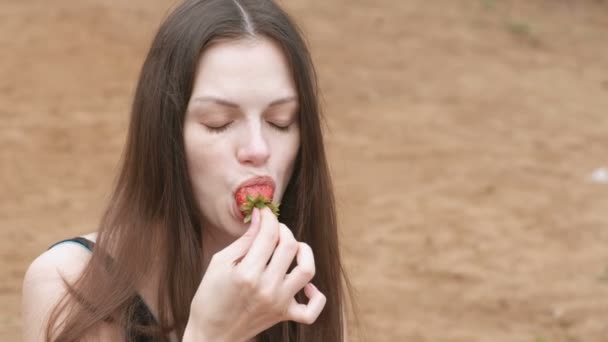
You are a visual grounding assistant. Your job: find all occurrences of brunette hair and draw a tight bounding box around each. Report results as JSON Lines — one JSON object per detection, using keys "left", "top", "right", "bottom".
{"left": 47, "top": 0, "right": 352, "bottom": 341}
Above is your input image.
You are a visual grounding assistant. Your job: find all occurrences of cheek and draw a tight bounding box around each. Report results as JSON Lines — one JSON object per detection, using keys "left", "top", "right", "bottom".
{"left": 273, "top": 130, "right": 300, "bottom": 193}
{"left": 285, "top": 137, "right": 300, "bottom": 168}
{"left": 184, "top": 126, "right": 228, "bottom": 198}
{"left": 185, "top": 140, "right": 234, "bottom": 225}
{"left": 286, "top": 129, "right": 300, "bottom": 164}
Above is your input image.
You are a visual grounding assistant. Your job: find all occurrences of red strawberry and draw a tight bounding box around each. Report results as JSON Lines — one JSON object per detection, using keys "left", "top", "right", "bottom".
{"left": 235, "top": 185, "right": 279, "bottom": 223}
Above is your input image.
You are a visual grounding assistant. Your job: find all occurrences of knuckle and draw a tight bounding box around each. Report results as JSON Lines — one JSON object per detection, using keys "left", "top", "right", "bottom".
{"left": 256, "top": 287, "right": 276, "bottom": 307}
{"left": 274, "top": 301, "right": 287, "bottom": 316}
{"left": 301, "top": 312, "right": 315, "bottom": 325}
{"left": 234, "top": 270, "right": 258, "bottom": 290}
{"left": 319, "top": 293, "right": 327, "bottom": 306}
{"left": 284, "top": 237, "right": 298, "bottom": 253}
{"left": 299, "top": 264, "right": 315, "bottom": 280}
{"left": 279, "top": 223, "right": 294, "bottom": 237}
{"left": 280, "top": 225, "right": 298, "bottom": 249}
{"left": 286, "top": 240, "right": 299, "bottom": 255}
{"left": 304, "top": 317, "right": 315, "bottom": 325}
{"left": 299, "top": 242, "right": 313, "bottom": 255}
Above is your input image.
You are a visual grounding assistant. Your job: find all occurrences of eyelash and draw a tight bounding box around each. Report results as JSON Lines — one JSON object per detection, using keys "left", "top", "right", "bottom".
{"left": 205, "top": 122, "right": 292, "bottom": 133}
{"left": 269, "top": 122, "right": 291, "bottom": 131}
{"left": 205, "top": 122, "right": 232, "bottom": 133}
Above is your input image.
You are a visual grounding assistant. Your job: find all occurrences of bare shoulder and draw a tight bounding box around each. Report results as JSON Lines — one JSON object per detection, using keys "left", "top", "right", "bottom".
{"left": 23, "top": 233, "right": 99, "bottom": 292}
{"left": 21, "top": 233, "right": 121, "bottom": 341}
{"left": 23, "top": 234, "right": 96, "bottom": 285}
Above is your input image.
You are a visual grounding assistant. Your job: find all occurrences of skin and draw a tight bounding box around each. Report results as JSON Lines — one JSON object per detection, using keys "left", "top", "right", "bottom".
{"left": 21, "top": 37, "right": 328, "bottom": 342}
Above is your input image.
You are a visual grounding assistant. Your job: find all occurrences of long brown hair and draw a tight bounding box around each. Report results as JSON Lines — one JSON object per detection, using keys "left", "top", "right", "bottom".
{"left": 47, "top": 0, "right": 352, "bottom": 341}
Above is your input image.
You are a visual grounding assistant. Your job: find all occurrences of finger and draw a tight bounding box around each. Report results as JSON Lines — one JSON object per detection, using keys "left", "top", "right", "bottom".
{"left": 264, "top": 224, "right": 298, "bottom": 284}
{"left": 239, "top": 207, "right": 280, "bottom": 273}
{"left": 283, "top": 242, "right": 315, "bottom": 296}
{"left": 216, "top": 207, "right": 261, "bottom": 262}
{"left": 286, "top": 283, "right": 326, "bottom": 324}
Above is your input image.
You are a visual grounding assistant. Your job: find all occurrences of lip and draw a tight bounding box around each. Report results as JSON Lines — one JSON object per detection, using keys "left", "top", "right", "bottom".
{"left": 235, "top": 175, "right": 276, "bottom": 193}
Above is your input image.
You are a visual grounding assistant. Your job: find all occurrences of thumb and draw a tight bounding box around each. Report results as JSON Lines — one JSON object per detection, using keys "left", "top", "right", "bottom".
{"left": 219, "top": 208, "right": 261, "bottom": 262}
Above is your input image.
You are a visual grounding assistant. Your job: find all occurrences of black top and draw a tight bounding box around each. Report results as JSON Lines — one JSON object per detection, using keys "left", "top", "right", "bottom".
{"left": 49, "top": 237, "right": 158, "bottom": 342}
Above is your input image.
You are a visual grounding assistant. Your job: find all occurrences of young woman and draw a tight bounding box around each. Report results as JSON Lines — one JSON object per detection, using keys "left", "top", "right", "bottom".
{"left": 22, "top": 0, "right": 351, "bottom": 341}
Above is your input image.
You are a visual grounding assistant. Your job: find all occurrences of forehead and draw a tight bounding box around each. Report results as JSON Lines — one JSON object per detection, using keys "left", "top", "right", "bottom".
{"left": 191, "top": 37, "right": 297, "bottom": 105}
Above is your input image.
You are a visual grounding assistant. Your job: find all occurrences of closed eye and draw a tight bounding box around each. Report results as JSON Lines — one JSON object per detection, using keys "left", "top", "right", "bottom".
{"left": 267, "top": 121, "right": 291, "bottom": 131}
{"left": 204, "top": 121, "right": 233, "bottom": 133}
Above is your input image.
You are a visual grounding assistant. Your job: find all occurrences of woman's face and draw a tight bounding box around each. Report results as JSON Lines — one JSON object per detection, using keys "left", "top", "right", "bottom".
{"left": 184, "top": 37, "right": 300, "bottom": 239}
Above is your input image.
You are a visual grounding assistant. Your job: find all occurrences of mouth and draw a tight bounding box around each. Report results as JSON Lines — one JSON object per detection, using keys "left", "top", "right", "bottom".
{"left": 234, "top": 176, "right": 276, "bottom": 216}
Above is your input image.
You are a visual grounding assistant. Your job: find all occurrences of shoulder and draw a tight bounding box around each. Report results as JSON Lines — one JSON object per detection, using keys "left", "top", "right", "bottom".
{"left": 21, "top": 233, "right": 120, "bottom": 341}
{"left": 23, "top": 234, "right": 97, "bottom": 289}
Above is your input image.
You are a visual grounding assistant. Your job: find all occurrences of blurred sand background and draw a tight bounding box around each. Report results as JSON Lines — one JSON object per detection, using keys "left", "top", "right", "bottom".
{"left": 2, "top": 0, "right": 608, "bottom": 341}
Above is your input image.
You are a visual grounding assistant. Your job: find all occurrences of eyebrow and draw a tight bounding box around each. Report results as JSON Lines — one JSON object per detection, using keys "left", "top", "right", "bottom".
{"left": 191, "top": 96, "right": 298, "bottom": 109}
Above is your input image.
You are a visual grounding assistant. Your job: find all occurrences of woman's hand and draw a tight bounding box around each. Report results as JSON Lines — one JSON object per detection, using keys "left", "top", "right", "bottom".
{"left": 184, "top": 207, "right": 326, "bottom": 342}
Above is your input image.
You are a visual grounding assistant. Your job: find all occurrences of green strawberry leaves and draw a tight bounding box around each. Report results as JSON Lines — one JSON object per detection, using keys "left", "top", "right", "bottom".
{"left": 241, "top": 194, "right": 280, "bottom": 223}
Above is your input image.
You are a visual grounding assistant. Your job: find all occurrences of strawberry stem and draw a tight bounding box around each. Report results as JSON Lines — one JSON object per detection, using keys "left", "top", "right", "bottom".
{"left": 241, "top": 194, "right": 279, "bottom": 223}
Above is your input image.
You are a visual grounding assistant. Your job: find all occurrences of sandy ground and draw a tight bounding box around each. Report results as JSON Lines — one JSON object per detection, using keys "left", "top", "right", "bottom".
{"left": 2, "top": 0, "right": 608, "bottom": 341}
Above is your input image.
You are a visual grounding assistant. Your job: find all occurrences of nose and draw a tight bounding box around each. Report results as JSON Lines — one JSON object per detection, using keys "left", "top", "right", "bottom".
{"left": 236, "top": 121, "right": 270, "bottom": 166}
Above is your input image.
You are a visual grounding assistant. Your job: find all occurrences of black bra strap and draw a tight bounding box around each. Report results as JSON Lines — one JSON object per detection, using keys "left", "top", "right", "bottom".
{"left": 49, "top": 237, "right": 95, "bottom": 252}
